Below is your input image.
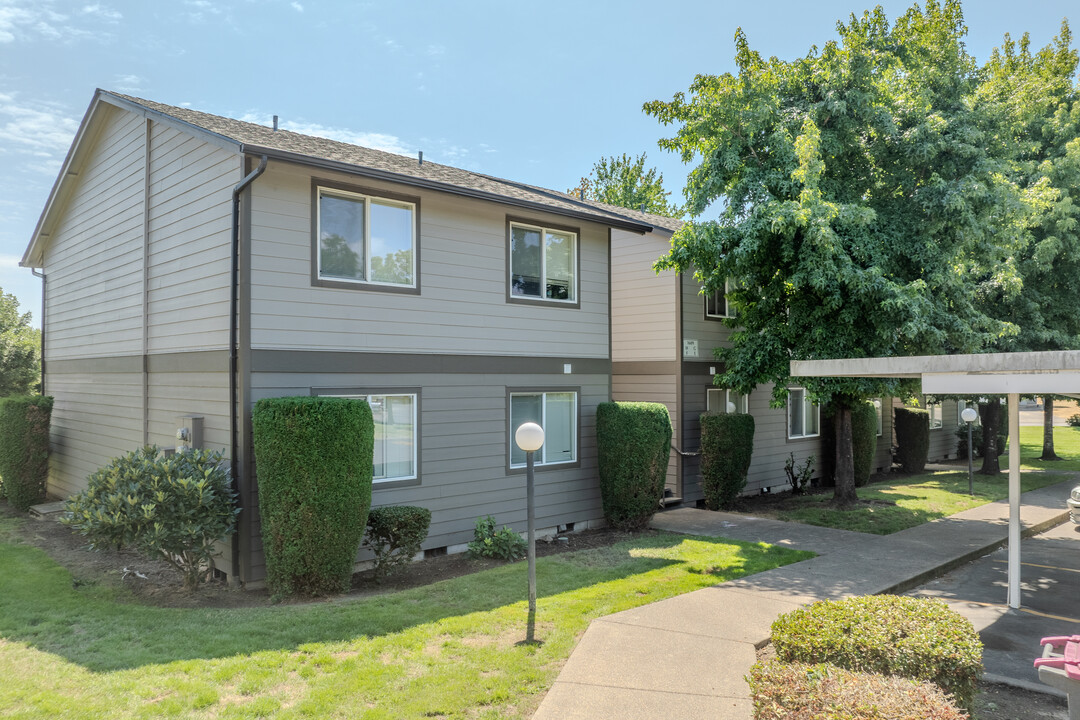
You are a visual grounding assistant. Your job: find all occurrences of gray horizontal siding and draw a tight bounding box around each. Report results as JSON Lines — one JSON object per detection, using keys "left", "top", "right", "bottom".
{"left": 681, "top": 271, "right": 732, "bottom": 361}
{"left": 248, "top": 163, "right": 610, "bottom": 358}
{"left": 241, "top": 369, "right": 611, "bottom": 582}
{"left": 610, "top": 229, "right": 676, "bottom": 362}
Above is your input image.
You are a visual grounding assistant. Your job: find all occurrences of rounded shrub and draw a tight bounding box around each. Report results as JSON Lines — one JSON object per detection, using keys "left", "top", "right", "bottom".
{"left": 252, "top": 396, "right": 374, "bottom": 597}
{"left": 595, "top": 402, "right": 672, "bottom": 530}
{"left": 893, "top": 407, "right": 930, "bottom": 473}
{"left": 62, "top": 446, "right": 238, "bottom": 589}
{"left": 0, "top": 395, "right": 53, "bottom": 511}
{"left": 749, "top": 660, "right": 966, "bottom": 720}
{"left": 770, "top": 595, "right": 983, "bottom": 711}
{"left": 700, "top": 412, "right": 755, "bottom": 510}
{"left": 851, "top": 401, "right": 878, "bottom": 487}
{"left": 364, "top": 505, "right": 431, "bottom": 579}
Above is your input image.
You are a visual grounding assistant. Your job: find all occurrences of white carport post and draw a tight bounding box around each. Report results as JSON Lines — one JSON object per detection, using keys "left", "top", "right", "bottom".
{"left": 1007, "top": 393, "right": 1021, "bottom": 609}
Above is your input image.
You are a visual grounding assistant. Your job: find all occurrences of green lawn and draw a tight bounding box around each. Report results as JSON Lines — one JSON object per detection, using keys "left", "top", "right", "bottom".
{"left": 767, "top": 426, "right": 1077, "bottom": 535}
{"left": 0, "top": 518, "right": 809, "bottom": 719}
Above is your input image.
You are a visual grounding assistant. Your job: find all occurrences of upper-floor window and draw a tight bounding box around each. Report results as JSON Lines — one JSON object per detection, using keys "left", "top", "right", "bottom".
{"left": 509, "top": 221, "right": 577, "bottom": 304}
{"left": 787, "top": 387, "right": 820, "bottom": 439}
{"left": 705, "top": 279, "right": 736, "bottom": 319}
{"left": 707, "top": 388, "right": 749, "bottom": 414}
{"left": 317, "top": 185, "right": 417, "bottom": 288}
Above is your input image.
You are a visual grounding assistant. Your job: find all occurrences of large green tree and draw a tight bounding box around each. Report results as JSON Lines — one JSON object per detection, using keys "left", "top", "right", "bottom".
{"left": 645, "top": 1, "right": 1021, "bottom": 505}
{"left": 973, "top": 23, "right": 1080, "bottom": 468}
{"left": 0, "top": 288, "right": 40, "bottom": 397}
{"left": 570, "top": 153, "right": 682, "bottom": 217}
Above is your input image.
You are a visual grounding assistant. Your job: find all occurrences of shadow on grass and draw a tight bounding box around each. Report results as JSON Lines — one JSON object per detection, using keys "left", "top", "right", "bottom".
{"left": 0, "top": 530, "right": 799, "bottom": 673}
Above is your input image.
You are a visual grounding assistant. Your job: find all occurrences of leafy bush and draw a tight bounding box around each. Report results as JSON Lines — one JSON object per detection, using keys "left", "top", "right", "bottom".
{"left": 749, "top": 660, "right": 966, "bottom": 720}
{"left": 784, "top": 453, "right": 814, "bottom": 495}
{"left": 955, "top": 424, "right": 1006, "bottom": 459}
{"left": 595, "top": 402, "right": 672, "bottom": 530}
{"left": 700, "top": 412, "right": 755, "bottom": 510}
{"left": 62, "top": 446, "right": 238, "bottom": 589}
{"left": 770, "top": 596, "right": 982, "bottom": 711}
{"left": 467, "top": 515, "right": 526, "bottom": 560}
{"left": 1068, "top": 413, "right": 1080, "bottom": 428}
{"left": 893, "top": 407, "right": 929, "bottom": 473}
{"left": 851, "top": 401, "right": 878, "bottom": 487}
{"left": 364, "top": 505, "right": 431, "bottom": 579}
{"left": 0, "top": 395, "right": 53, "bottom": 511}
{"left": 252, "top": 396, "right": 374, "bottom": 597}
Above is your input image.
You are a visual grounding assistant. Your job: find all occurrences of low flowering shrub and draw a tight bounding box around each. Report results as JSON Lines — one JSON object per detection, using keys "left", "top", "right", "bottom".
{"left": 63, "top": 446, "right": 238, "bottom": 590}
{"left": 467, "top": 515, "right": 526, "bottom": 560}
{"left": 770, "top": 596, "right": 982, "bottom": 711}
{"left": 749, "top": 660, "right": 967, "bottom": 719}
{"left": 364, "top": 505, "right": 431, "bottom": 579}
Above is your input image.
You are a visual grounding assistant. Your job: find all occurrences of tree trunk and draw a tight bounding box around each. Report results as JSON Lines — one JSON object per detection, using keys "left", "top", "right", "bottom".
{"left": 979, "top": 399, "right": 1001, "bottom": 475}
{"left": 1041, "top": 396, "right": 1061, "bottom": 461}
{"left": 831, "top": 405, "right": 858, "bottom": 507}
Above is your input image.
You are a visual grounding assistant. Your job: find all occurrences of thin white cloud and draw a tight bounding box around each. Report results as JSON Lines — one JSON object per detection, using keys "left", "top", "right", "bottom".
{"left": 0, "top": 0, "right": 105, "bottom": 43}
{"left": 426, "top": 44, "right": 445, "bottom": 56}
{"left": 290, "top": 1, "right": 303, "bottom": 12}
{"left": 81, "top": 3, "right": 121, "bottom": 21}
{"left": 0, "top": 93, "right": 80, "bottom": 174}
{"left": 238, "top": 112, "right": 414, "bottom": 157}
{"left": 0, "top": 254, "right": 21, "bottom": 270}
{"left": 183, "top": 0, "right": 227, "bottom": 23}
{"left": 112, "top": 74, "right": 144, "bottom": 92}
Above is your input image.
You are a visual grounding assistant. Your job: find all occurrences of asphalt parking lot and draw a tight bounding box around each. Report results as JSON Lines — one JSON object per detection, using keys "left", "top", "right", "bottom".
{"left": 909, "top": 518, "right": 1080, "bottom": 691}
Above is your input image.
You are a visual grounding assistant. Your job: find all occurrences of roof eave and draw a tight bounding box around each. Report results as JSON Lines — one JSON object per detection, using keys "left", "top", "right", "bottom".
{"left": 239, "top": 144, "right": 654, "bottom": 234}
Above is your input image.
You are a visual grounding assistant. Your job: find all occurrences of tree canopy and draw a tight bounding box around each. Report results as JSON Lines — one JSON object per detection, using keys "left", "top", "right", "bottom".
{"left": 643, "top": 0, "right": 1079, "bottom": 502}
{"left": 569, "top": 153, "right": 682, "bottom": 218}
{"left": 0, "top": 288, "right": 40, "bottom": 397}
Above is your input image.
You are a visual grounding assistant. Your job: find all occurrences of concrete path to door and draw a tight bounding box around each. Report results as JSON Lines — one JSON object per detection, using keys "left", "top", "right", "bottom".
{"left": 531, "top": 478, "right": 1075, "bottom": 720}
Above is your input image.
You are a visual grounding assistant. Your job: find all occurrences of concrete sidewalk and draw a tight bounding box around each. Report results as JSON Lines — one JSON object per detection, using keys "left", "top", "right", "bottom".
{"left": 532, "top": 479, "right": 1075, "bottom": 720}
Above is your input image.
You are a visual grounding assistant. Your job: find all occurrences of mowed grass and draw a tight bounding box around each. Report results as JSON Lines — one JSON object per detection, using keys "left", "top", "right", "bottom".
{"left": 0, "top": 519, "right": 809, "bottom": 719}
{"left": 767, "top": 426, "right": 1077, "bottom": 535}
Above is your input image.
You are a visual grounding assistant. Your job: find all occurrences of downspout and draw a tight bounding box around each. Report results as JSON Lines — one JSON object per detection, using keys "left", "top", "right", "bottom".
{"left": 31, "top": 269, "right": 45, "bottom": 394}
{"left": 230, "top": 154, "right": 268, "bottom": 584}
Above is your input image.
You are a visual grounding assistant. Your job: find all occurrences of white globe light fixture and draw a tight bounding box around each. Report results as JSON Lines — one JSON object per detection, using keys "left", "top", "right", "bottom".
{"left": 962, "top": 406, "right": 978, "bottom": 496}
{"left": 726, "top": 401, "right": 737, "bottom": 414}
{"left": 515, "top": 421, "right": 544, "bottom": 645}
{"left": 515, "top": 422, "right": 545, "bottom": 453}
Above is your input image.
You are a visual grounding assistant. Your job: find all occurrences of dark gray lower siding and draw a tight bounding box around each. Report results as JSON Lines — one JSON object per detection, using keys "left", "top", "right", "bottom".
{"left": 247, "top": 368, "right": 610, "bottom": 584}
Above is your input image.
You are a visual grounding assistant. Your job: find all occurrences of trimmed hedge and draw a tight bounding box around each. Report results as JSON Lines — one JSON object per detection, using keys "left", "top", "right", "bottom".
{"left": 700, "top": 412, "right": 755, "bottom": 510}
{"left": 596, "top": 402, "right": 672, "bottom": 530}
{"left": 770, "top": 596, "right": 983, "bottom": 711}
{"left": 252, "top": 396, "right": 374, "bottom": 597}
{"left": 749, "top": 660, "right": 966, "bottom": 719}
{"left": 851, "top": 401, "right": 878, "bottom": 487}
{"left": 364, "top": 505, "right": 431, "bottom": 579}
{"left": 63, "top": 446, "right": 238, "bottom": 589}
{"left": 0, "top": 395, "right": 53, "bottom": 511}
{"left": 894, "top": 407, "right": 930, "bottom": 473}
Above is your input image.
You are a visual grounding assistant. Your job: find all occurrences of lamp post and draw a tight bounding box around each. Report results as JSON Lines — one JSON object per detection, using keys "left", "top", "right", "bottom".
{"left": 962, "top": 407, "right": 978, "bottom": 496}
{"left": 515, "top": 421, "right": 544, "bottom": 645}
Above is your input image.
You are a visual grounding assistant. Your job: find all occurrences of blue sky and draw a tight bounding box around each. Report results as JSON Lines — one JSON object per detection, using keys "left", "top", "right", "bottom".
{"left": 0, "top": 0, "right": 1075, "bottom": 326}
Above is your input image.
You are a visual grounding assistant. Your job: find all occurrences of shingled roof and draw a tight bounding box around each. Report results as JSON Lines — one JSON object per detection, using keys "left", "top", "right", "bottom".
{"left": 107, "top": 91, "right": 683, "bottom": 236}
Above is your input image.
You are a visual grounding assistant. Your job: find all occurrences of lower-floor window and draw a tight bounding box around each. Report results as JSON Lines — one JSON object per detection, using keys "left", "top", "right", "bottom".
{"left": 510, "top": 391, "right": 577, "bottom": 467}
{"left": 324, "top": 392, "right": 417, "bottom": 483}
{"left": 926, "top": 398, "right": 942, "bottom": 429}
{"left": 787, "top": 387, "right": 820, "bottom": 439}
{"left": 707, "top": 388, "right": 749, "bottom": 414}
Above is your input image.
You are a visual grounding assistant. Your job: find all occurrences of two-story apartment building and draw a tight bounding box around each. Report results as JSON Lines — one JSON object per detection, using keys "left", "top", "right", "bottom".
{"left": 610, "top": 226, "right": 962, "bottom": 503}
{"left": 21, "top": 90, "right": 673, "bottom": 586}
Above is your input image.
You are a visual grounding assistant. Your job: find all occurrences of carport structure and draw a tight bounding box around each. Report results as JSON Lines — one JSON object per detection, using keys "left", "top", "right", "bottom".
{"left": 791, "top": 349, "right": 1080, "bottom": 609}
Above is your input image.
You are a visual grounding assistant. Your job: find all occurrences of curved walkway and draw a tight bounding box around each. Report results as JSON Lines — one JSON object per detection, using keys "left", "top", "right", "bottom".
{"left": 532, "top": 480, "right": 1074, "bottom": 720}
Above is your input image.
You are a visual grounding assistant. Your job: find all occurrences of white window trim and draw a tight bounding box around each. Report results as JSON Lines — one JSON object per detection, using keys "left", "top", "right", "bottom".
{"left": 707, "top": 388, "right": 749, "bottom": 414}
{"left": 323, "top": 393, "right": 418, "bottom": 483}
{"left": 787, "top": 387, "right": 820, "bottom": 440}
{"left": 509, "top": 391, "right": 578, "bottom": 467}
{"left": 509, "top": 221, "right": 578, "bottom": 304}
{"left": 317, "top": 186, "right": 417, "bottom": 288}
{"left": 926, "top": 398, "right": 943, "bottom": 430}
{"left": 705, "top": 279, "right": 736, "bottom": 319}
